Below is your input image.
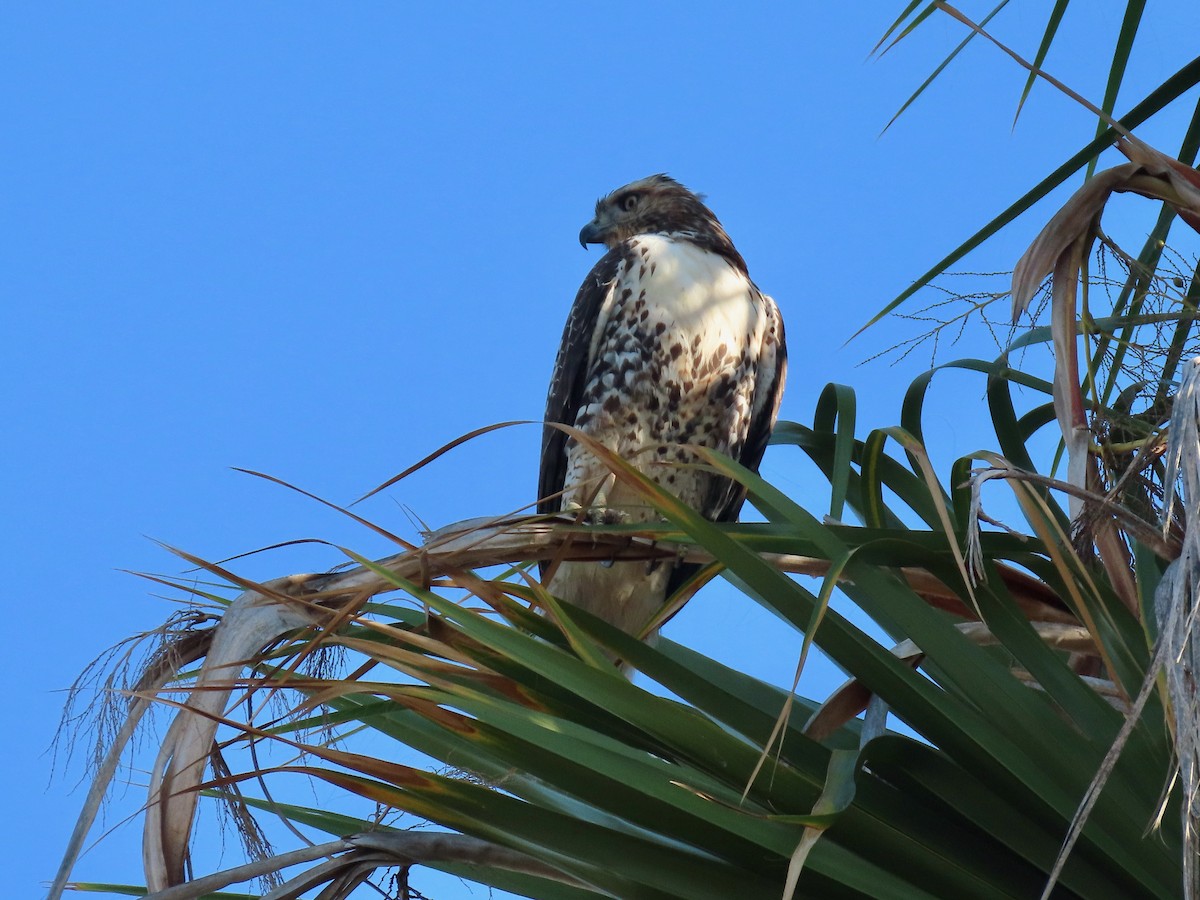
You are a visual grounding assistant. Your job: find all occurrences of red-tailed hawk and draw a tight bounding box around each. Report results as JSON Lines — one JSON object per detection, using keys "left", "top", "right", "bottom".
{"left": 538, "top": 174, "right": 787, "bottom": 646}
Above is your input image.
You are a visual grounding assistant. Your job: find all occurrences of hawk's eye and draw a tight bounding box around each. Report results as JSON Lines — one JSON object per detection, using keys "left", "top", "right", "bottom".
{"left": 621, "top": 193, "right": 640, "bottom": 212}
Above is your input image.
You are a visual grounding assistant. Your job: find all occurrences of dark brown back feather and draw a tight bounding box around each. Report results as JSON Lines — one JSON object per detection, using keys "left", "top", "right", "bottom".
{"left": 538, "top": 246, "right": 627, "bottom": 523}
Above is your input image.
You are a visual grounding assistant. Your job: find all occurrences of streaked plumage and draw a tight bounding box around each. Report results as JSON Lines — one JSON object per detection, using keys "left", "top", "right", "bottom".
{"left": 539, "top": 174, "right": 786, "bottom": 644}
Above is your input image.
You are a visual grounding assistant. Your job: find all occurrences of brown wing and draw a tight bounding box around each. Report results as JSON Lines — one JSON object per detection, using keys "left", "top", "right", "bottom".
{"left": 538, "top": 248, "right": 624, "bottom": 528}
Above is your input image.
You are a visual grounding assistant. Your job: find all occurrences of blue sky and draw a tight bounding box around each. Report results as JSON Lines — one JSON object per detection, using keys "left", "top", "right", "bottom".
{"left": 6, "top": 4, "right": 1198, "bottom": 897}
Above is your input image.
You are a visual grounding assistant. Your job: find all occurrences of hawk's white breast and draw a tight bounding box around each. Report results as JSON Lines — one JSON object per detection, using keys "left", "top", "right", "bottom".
{"left": 589, "top": 234, "right": 759, "bottom": 369}
{"left": 564, "top": 233, "right": 771, "bottom": 519}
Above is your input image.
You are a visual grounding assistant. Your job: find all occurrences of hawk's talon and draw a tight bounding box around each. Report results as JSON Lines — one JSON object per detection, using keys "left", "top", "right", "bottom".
{"left": 587, "top": 507, "right": 628, "bottom": 526}
{"left": 645, "top": 539, "right": 662, "bottom": 575}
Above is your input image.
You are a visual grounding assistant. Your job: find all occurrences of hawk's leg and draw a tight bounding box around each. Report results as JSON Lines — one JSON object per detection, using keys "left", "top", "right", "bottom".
{"left": 577, "top": 471, "right": 628, "bottom": 567}
{"left": 582, "top": 471, "right": 628, "bottom": 526}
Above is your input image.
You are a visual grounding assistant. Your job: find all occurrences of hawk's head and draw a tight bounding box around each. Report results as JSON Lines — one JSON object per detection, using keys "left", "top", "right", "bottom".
{"left": 578, "top": 174, "right": 736, "bottom": 259}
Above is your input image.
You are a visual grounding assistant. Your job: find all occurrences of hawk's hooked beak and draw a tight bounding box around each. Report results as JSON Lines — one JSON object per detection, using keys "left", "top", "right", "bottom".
{"left": 578, "top": 219, "right": 606, "bottom": 248}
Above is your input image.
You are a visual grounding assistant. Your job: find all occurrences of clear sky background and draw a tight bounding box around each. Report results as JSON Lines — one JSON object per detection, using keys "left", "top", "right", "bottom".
{"left": 5, "top": 4, "right": 1198, "bottom": 897}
